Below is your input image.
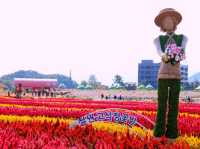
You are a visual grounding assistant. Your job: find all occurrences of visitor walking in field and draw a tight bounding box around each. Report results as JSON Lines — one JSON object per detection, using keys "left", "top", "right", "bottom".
{"left": 15, "top": 84, "right": 22, "bottom": 99}
{"left": 153, "top": 8, "right": 188, "bottom": 143}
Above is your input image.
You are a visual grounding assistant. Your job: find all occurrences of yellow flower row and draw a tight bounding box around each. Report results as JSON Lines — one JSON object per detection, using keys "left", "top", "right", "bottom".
{"left": 177, "top": 136, "right": 200, "bottom": 148}
{"left": 92, "top": 121, "right": 152, "bottom": 138}
{"left": 0, "top": 114, "right": 74, "bottom": 124}
{"left": 1, "top": 103, "right": 200, "bottom": 119}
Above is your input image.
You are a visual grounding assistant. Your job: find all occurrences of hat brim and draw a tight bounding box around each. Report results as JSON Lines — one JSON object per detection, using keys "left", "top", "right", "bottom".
{"left": 154, "top": 11, "right": 182, "bottom": 27}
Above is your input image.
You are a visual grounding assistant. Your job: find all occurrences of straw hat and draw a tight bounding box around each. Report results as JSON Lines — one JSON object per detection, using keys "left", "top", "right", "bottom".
{"left": 154, "top": 8, "right": 182, "bottom": 27}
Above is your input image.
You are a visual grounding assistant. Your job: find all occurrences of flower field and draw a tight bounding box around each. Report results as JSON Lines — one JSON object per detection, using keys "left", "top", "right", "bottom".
{"left": 0, "top": 97, "right": 200, "bottom": 148}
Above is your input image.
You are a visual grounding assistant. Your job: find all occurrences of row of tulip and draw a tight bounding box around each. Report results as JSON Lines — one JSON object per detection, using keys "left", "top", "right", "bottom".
{"left": 0, "top": 104, "right": 200, "bottom": 136}
{"left": 0, "top": 97, "right": 198, "bottom": 107}
{"left": 0, "top": 97, "right": 200, "bottom": 114}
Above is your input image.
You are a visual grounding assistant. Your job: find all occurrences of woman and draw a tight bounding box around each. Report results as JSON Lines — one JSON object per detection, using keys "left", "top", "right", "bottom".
{"left": 153, "top": 8, "right": 188, "bottom": 142}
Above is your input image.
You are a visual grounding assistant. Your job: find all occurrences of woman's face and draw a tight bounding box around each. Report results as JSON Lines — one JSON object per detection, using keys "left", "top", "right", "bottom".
{"left": 161, "top": 16, "right": 176, "bottom": 33}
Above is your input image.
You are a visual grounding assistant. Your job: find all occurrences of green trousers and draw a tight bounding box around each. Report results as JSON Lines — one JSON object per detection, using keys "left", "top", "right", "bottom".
{"left": 153, "top": 79, "right": 181, "bottom": 139}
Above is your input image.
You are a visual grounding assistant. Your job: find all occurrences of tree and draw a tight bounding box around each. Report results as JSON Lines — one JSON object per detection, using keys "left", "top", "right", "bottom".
{"left": 113, "top": 75, "right": 124, "bottom": 87}
{"left": 80, "top": 80, "right": 88, "bottom": 87}
{"left": 88, "top": 75, "right": 98, "bottom": 89}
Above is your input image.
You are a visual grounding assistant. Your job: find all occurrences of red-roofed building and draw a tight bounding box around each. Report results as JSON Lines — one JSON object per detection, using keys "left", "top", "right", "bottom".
{"left": 13, "top": 78, "right": 58, "bottom": 90}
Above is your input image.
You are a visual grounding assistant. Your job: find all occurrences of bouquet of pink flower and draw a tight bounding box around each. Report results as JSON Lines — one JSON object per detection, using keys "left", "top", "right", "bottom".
{"left": 164, "top": 43, "right": 185, "bottom": 65}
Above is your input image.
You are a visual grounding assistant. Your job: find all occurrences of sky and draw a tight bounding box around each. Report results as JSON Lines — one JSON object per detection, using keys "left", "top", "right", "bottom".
{"left": 0, "top": 0, "right": 199, "bottom": 85}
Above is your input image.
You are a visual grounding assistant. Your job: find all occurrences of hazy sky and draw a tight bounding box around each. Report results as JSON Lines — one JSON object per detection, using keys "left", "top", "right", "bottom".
{"left": 0, "top": 1, "right": 199, "bottom": 85}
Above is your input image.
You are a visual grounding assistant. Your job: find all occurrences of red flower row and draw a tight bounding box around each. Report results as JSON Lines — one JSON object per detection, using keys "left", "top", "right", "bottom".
{"left": 0, "top": 106, "right": 200, "bottom": 136}
{"left": 0, "top": 97, "right": 200, "bottom": 114}
{"left": 0, "top": 121, "right": 190, "bottom": 149}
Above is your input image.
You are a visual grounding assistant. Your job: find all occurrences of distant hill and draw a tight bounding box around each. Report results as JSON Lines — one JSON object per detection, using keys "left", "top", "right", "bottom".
{"left": 189, "top": 72, "right": 200, "bottom": 82}
{"left": 0, "top": 70, "right": 78, "bottom": 89}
